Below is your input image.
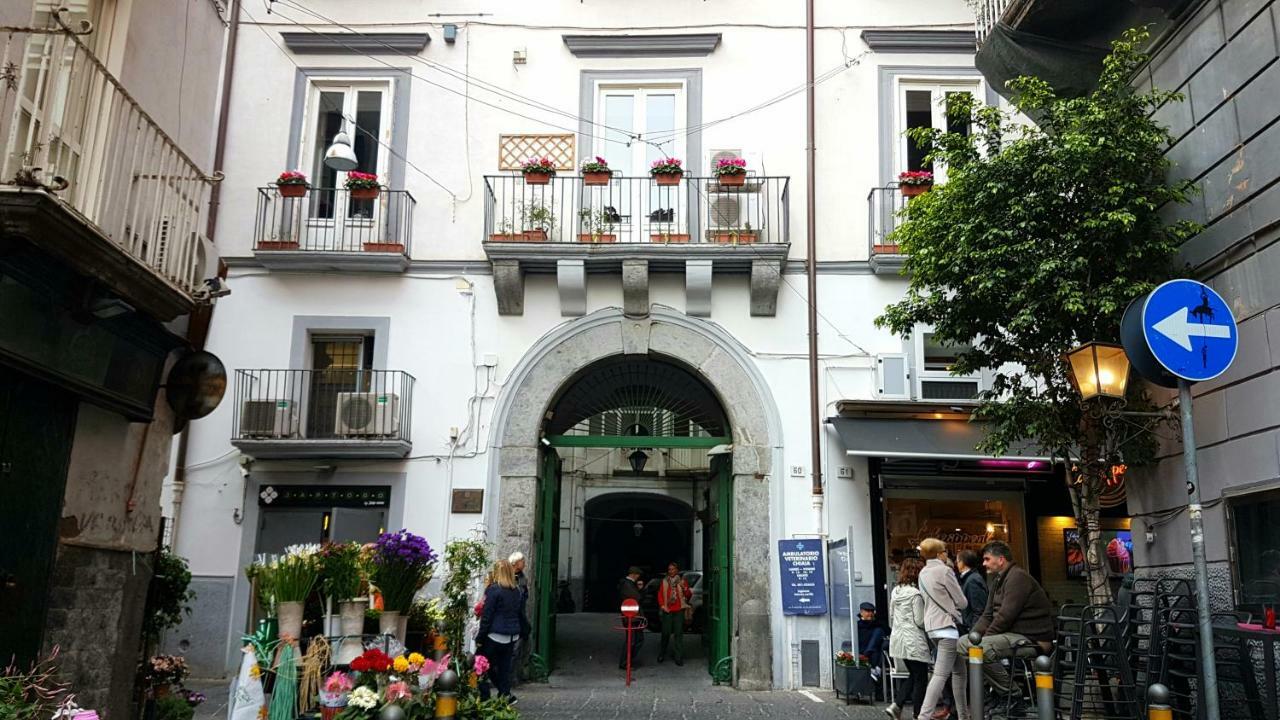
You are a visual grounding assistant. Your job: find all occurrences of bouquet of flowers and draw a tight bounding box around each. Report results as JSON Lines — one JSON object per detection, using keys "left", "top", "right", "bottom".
{"left": 369, "top": 530, "right": 437, "bottom": 613}
{"left": 713, "top": 156, "right": 748, "bottom": 177}
{"left": 833, "top": 650, "right": 867, "bottom": 667}
{"left": 349, "top": 649, "right": 393, "bottom": 676}
{"left": 343, "top": 171, "right": 380, "bottom": 190}
{"left": 520, "top": 157, "right": 557, "bottom": 176}
{"left": 319, "top": 542, "right": 366, "bottom": 602}
{"left": 276, "top": 170, "right": 308, "bottom": 186}
{"left": 319, "top": 671, "right": 352, "bottom": 708}
{"left": 649, "top": 157, "right": 683, "bottom": 176}
{"left": 245, "top": 555, "right": 276, "bottom": 615}
{"left": 273, "top": 544, "right": 321, "bottom": 603}
{"left": 897, "top": 170, "right": 934, "bottom": 187}
{"left": 579, "top": 156, "right": 610, "bottom": 173}
{"left": 335, "top": 686, "right": 380, "bottom": 719}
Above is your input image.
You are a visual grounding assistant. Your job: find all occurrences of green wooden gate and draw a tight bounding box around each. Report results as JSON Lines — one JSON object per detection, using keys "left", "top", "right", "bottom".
{"left": 529, "top": 447, "right": 561, "bottom": 679}
{"left": 705, "top": 454, "right": 734, "bottom": 683}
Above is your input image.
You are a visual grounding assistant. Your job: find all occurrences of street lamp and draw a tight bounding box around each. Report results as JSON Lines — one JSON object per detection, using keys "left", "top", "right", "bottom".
{"left": 324, "top": 130, "right": 359, "bottom": 171}
{"left": 1066, "top": 342, "right": 1131, "bottom": 400}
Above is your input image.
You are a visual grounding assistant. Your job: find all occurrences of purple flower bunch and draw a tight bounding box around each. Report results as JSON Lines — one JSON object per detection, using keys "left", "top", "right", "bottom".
{"left": 372, "top": 529, "right": 437, "bottom": 567}
{"left": 370, "top": 530, "right": 437, "bottom": 612}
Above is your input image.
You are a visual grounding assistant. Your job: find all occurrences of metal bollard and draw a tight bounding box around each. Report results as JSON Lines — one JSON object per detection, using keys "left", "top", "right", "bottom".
{"left": 1147, "top": 684, "right": 1172, "bottom": 720}
{"left": 434, "top": 668, "right": 458, "bottom": 719}
{"left": 1034, "top": 655, "right": 1054, "bottom": 720}
{"left": 967, "top": 631, "right": 984, "bottom": 720}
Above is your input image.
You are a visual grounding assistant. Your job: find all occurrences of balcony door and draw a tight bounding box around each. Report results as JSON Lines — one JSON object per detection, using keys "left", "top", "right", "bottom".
{"left": 298, "top": 81, "right": 392, "bottom": 250}
{"left": 594, "top": 82, "right": 686, "bottom": 242}
{"left": 306, "top": 335, "right": 373, "bottom": 439}
{"left": 895, "top": 81, "right": 978, "bottom": 185}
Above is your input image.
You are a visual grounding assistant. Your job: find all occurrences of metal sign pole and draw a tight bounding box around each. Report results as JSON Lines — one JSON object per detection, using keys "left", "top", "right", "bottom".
{"left": 1178, "top": 379, "right": 1219, "bottom": 720}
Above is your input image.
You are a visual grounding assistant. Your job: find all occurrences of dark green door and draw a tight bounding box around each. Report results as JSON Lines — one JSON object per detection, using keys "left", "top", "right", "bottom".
{"left": 0, "top": 372, "right": 78, "bottom": 665}
{"left": 532, "top": 447, "right": 562, "bottom": 675}
{"left": 705, "top": 455, "right": 733, "bottom": 682}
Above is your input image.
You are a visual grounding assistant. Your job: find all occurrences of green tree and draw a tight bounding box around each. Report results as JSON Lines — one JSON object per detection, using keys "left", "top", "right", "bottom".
{"left": 876, "top": 28, "right": 1198, "bottom": 605}
{"left": 142, "top": 549, "right": 196, "bottom": 653}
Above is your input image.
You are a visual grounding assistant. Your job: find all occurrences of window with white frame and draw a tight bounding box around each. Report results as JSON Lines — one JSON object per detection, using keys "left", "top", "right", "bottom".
{"left": 592, "top": 81, "right": 687, "bottom": 235}
{"left": 895, "top": 79, "right": 981, "bottom": 184}
{"left": 910, "top": 326, "right": 983, "bottom": 402}
{"left": 298, "top": 80, "right": 393, "bottom": 220}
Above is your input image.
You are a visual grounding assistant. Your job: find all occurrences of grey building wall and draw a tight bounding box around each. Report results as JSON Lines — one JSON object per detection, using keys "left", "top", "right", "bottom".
{"left": 1128, "top": 0, "right": 1280, "bottom": 607}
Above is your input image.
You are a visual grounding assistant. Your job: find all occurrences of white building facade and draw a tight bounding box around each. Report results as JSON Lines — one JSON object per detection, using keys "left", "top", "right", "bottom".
{"left": 167, "top": 0, "right": 1013, "bottom": 690}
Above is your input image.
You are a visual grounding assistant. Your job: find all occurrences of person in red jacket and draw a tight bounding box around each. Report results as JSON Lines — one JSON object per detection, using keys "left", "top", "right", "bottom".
{"left": 657, "top": 562, "right": 693, "bottom": 665}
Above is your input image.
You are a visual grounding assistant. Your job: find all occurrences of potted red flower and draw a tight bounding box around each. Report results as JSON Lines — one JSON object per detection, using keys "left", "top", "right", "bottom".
{"left": 276, "top": 170, "right": 309, "bottom": 198}
{"left": 649, "top": 158, "right": 683, "bottom": 186}
{"left": 521, "top": 156, "right": 557, "bottom": 185}
{"left": 713, "top": 156, "right": 748, "bottom": 187}
{"left": 898, "top": 170, "right": 934, "bottom": 198}
{"left": 580, "top": 156, "right": 612, "bottom": 186}
{"left": 345, "top": 171, "right": 381, "bottom": 200}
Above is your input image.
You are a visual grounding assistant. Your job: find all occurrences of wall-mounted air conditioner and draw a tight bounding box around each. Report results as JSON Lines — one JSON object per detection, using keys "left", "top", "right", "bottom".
{"left": 335, "top": 392, "right": 401, "bottom": 436}
{"left": 240, "top": 400, "right": 300, "bottom": 438}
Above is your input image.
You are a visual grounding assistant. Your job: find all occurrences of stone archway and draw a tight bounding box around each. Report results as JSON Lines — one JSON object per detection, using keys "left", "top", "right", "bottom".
{"left": 484, "top": 308, "right": 781, "bottom": 689}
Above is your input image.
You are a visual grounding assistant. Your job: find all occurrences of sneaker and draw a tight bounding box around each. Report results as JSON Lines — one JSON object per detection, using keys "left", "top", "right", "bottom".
{"left": 883, "top": 702, "right": 901, "bottom": 720}
{"left": 871, "top": 667, "right": 882, "bottom": 681}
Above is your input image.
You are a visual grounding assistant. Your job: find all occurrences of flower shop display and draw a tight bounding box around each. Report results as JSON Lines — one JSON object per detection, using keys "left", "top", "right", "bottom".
{"left": 580, "top": 156, "right": 612, "bottom": 186}
{"left": 898, "top": 169, "right": 934, "bottom": 197}
{"left": 319, "top": 542, "right": 368, "bottom": 665}
{"left": 713, "top": 156, "right": 748, "bottom": 187}
{"left": 344, "top": 171, "right": 381, "bottom": 200}
{"left": 520, "top": 156, "right": 556, "bottom": 185}
{"left": 649, "top": 157, "right": 683, "bottom": 186}
{"left": 273, "top": 544, "right": 321, "bottom": 643}
{"left": 369, "top": 530, "right": 437, "bottom": 642}
{"left": 276, "top": 170, "right": 309, "bottom": 197}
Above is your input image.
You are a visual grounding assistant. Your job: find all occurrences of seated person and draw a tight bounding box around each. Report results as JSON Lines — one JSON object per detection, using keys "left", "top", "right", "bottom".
{"left": 856, "top": 601, "right": 888, "bottom": 679}
{"left": 958, "top": 541, "right": 1055, "bottom": 709}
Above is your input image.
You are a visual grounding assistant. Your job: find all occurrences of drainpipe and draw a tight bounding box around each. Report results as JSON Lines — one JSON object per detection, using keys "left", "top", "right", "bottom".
{"left": 805, "top": 0, "right": 823, "bottom": 532}
{"left": 171, "top": 0, "right": 240, "bottom": 542}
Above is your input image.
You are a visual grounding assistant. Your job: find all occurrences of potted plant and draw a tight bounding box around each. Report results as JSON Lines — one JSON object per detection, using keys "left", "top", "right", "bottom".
{"left": 650, "top": 227, "right": 690, "bottom": 243}
{"left": 578, "top": 208, "right": 617, "bottom": 243}
{"left": 649, "top": 157, "right": 683, "bottom": 186}
{"left": 522, "top": 203, "right": 555, "bottom": 241}
{"left": 320, "top": 542, "right": 368, "bottom": 666}
{"left": 521, "top": 156, "right": 557, "bottom": 185}
{"left": 832, "top": 651, "right": 876, "bottom": 705}
{"left": 273, "top": 543, "right": 321, "bottom": 645}
{"left": 898, "top": 169, "right": 933, "bottom": 198}
{"left": 369, "top": 529, "right": 437, "bottom": 643}
{"left": 345, "top": 171, "right": 381, "bottom": 200}
{"left": 141, "top": 655, "right": 190, "bottom": 699}
{"left": 713, "top": 156, "right": 748, "bottom": 187}
{"left": 580, "top": 156, "right": 613, "bottom": 186}
{"left": 276, "top": 170, "right": 309, "bottom": 198}
{"left": 711, "top": 221, "right": 757, "bottom": 244}
{"left": 318, "top": 671, "right": 352, "bottom": 720}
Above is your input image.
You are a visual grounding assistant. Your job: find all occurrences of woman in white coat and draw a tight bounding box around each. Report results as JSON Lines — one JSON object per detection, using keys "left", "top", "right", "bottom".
{"left": 915, "top": 538, "right": 969, "bottom": 720}
{"left": 885, "top": 557, "right": 932, "bottom": 719}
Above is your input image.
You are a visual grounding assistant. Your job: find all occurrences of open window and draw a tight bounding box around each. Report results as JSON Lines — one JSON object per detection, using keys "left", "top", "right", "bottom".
{"left": 909, "top": 326, "right": 985, "bottom": 402}
{"left": 895, "top": 80, "right": 981, "bottom": 184}
{"left": 592, "top": 80, "right": 687, "bottom": 238}
{"left": 298, "top": 80, "right": 393, "bottom": 235}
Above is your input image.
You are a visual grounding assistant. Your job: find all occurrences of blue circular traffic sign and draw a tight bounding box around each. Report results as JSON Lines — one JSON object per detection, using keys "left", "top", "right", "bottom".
{"left": 1138, "top": 279, "right": 1238, "bottom": 383}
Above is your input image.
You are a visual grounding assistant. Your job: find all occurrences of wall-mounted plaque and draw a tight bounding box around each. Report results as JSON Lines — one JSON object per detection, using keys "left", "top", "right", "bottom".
{"left": 451, "top": 489, "right": 484, "bottom": 514}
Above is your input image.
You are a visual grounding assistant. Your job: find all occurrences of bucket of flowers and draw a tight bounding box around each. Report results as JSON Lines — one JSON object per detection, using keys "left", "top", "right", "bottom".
{"left": 898, "top": 170, "right": 934, "bottom": 198}
{"left": 649, "top": 157, "right": 683, "bottom": 186}
{"left": 713, "top": 156, "right": 748, "bottom": 187}
{"left": 318, "top": 671, "right": 351, "bottom": 720}
{"left": 580, "top": 156, "right": 612, "bottom": 186}
{"left": 344, "top": 171, "right": 381, "bottom": 200}
{"left": 521, "top": 156, "right": 557, "bottom": 185}
{"left": 369, "top": 530, "right": 438, "bottom": 642}
{"left": 276, "top": 170, "right": 309, "bottom": 198}
{"left": 273, "top": 544, "right": 321, "bottom": 644}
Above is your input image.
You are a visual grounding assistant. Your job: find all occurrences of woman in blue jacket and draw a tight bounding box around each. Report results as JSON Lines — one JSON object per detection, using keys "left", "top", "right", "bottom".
{"left": 478, "top": 559, "right": 530, "bottom": 701}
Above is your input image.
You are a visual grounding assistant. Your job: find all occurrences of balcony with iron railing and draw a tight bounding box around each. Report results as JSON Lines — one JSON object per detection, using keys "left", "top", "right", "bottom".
{"left": 974, "top": 0, "right": 1016, "bottom": 46}
{"left": 253, "top": 187, "right": 415, "bottom": 272}
{"left": 867, "top": 184, "right": 917, "bottom": 275}
{"left": 0, "top": 17, "right": 218, "bottom": 321}
{"left": 481, "top": 174, "right": 791, "bottom": 316}
{"left": 230, "top": 369, "right": 416, "bottom": 459}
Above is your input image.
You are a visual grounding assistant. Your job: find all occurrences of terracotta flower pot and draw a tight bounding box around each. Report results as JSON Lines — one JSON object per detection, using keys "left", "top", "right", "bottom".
{"left": 900, "top": 183, "right": 931, "bottom": 198}
{"left": 872, "top": 244, "right": 901, "bottom": 254}
{"left": 524, "top": 171, "right": 552, "bottom": 185}
{"left": 278, "top": 184, "right": 308, "bottom": 198}
{"left": 349, "top": 187, "right": 380, "bottom": 200}
{"left": 653, "top": 172, "right": 682, "bottom": 186}
{"left": 363, "top": 242, "right": 405, "bottom": 253}
{"left": 257, "top": 241, "right": 300, "bottom": 251}
{"left": 578, "top": 233, "right": 617, "bottom": 243}
{"left": 522, "top": 229, "right": 549, "bottom": 242}
{"left": 716, "top": 174, "right": 746, "bottom": 187}
{"left": 650, "top": 233, "right": 690, "bottom": 244}
{"left": 712, "top": 232, "right": 757, "bottom": 244}
{"left": 582, "top": 171, "right": 612, "bottom": 186}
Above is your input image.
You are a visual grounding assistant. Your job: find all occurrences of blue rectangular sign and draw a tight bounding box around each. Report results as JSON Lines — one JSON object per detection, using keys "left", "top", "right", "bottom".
{"left": 779, "top": 539, "right": 828, "bottom": 616}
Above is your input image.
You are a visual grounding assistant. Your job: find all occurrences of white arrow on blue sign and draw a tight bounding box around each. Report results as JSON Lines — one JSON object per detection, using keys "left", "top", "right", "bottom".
{"left": 1140, "top": 279, "right": 1238, "bottom": 383}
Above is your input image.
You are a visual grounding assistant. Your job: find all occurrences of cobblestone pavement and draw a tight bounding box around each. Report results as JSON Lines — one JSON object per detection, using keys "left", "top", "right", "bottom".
{"left": 190, "top": 613, "right": 884, "bottom": 719}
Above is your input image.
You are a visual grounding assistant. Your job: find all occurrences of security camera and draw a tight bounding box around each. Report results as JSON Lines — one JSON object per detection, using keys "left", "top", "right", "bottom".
{"left": 193, "top": 277, "right": 231, "bottom": 301}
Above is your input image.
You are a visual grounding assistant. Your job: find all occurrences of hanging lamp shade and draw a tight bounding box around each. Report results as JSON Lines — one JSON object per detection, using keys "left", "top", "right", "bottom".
{"left": 324, "top": 131, "right": 358, "bottom": 171}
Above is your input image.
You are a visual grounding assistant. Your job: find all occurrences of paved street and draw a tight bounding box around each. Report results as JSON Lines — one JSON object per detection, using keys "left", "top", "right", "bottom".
{"left": 192, "top": 614, "right": 882, "bottom": 719}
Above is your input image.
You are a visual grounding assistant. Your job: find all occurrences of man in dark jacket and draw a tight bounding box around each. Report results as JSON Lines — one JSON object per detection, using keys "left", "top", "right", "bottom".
{"left": 958, "top": 541, "right": 1055, "bottom": 708}
{"left": 956, "top": 549, "right": 988, "bottom": 633}
{"left": 618, "top": 567, "right": 645, "bottom": 669}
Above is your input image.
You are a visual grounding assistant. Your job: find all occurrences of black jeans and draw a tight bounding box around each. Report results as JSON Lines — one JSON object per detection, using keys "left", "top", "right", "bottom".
{"left": 484, "top": 638, "right": 516, "bottom": 698}
{"left": 618, "top": 614, "right": 645, "bottom": 667}
{"left": 893, "top": 658, "right": 929, "bottom": 713}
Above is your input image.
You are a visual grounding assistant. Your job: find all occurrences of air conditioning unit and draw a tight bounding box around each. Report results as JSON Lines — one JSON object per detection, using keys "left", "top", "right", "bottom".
{"left": 335, "top": 392, "right": 401, "bottom": 436}
{"left": 918, "top": 377, "right": 982, "bottom": 401}
{"left": 240, "top": 399, "right": 299, "bottom": 438}
{"left": 703, "top": 148, "right": 764, "bottom": 236}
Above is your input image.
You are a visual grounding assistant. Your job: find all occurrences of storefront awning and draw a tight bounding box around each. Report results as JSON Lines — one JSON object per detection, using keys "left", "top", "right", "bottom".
{"left": 829, "top": 416, "right": 1051, "bottom": 461}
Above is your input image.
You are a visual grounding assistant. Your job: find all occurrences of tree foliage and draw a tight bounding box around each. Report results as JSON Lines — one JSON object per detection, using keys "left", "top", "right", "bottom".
{"left": 143, "top": 549, "right": 196, "bottom": 648}
{"left": 876, "top": 28, "right": 1198, "bottom": 602}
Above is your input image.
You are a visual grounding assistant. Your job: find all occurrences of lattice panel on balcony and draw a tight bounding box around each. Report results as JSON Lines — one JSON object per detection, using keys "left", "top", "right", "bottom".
{"left": 498, "top": 134, "right": 576, "bottom": 171}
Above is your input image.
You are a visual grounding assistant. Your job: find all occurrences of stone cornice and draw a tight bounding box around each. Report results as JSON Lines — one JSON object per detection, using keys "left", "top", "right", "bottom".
{"left": 562, "top": 33, "right": 721, "bottom": 58}
{"left": 280, "top": 32, "right": 430, "bottom": 55}
{"left": 861, "top": 29, "right": 975, "bottom": 54}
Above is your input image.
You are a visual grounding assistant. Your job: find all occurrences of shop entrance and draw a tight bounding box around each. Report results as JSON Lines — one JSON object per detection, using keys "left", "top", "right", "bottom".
{"left": 530, "top": 356, "right": 734, "bottom": 683}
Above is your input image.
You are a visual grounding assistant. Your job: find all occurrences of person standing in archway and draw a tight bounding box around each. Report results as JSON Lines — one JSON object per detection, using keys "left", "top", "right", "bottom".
{"left": 657, "top": 562, "right": 693, "bottom": 666}
{"left": 618, "top": 566, "right": 645, "bottom": 669}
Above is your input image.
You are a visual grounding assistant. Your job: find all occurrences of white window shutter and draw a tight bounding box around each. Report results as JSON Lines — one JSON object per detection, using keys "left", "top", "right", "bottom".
{"left": 876, "top": 354, "right": 910, "bottom": 400}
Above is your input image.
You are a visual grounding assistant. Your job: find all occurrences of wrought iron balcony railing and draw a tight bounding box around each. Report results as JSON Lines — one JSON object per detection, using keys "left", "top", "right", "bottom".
{"left": 483, "top": 174, "right": 789, "bottom": 245}
{"left": 868, "top": 184, "right": 910, "bottom": 256}
{"left": 254, "top": 187, "right": 415, "bottom": 255}
{"left": 974, "top": 0, "right": 1015, "bottom": 45}
{"left": 0, "top": 19, "right": 217, "bottom": 298}
{"left": 231, "top": 369, "right": 415, "bottom": 445}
